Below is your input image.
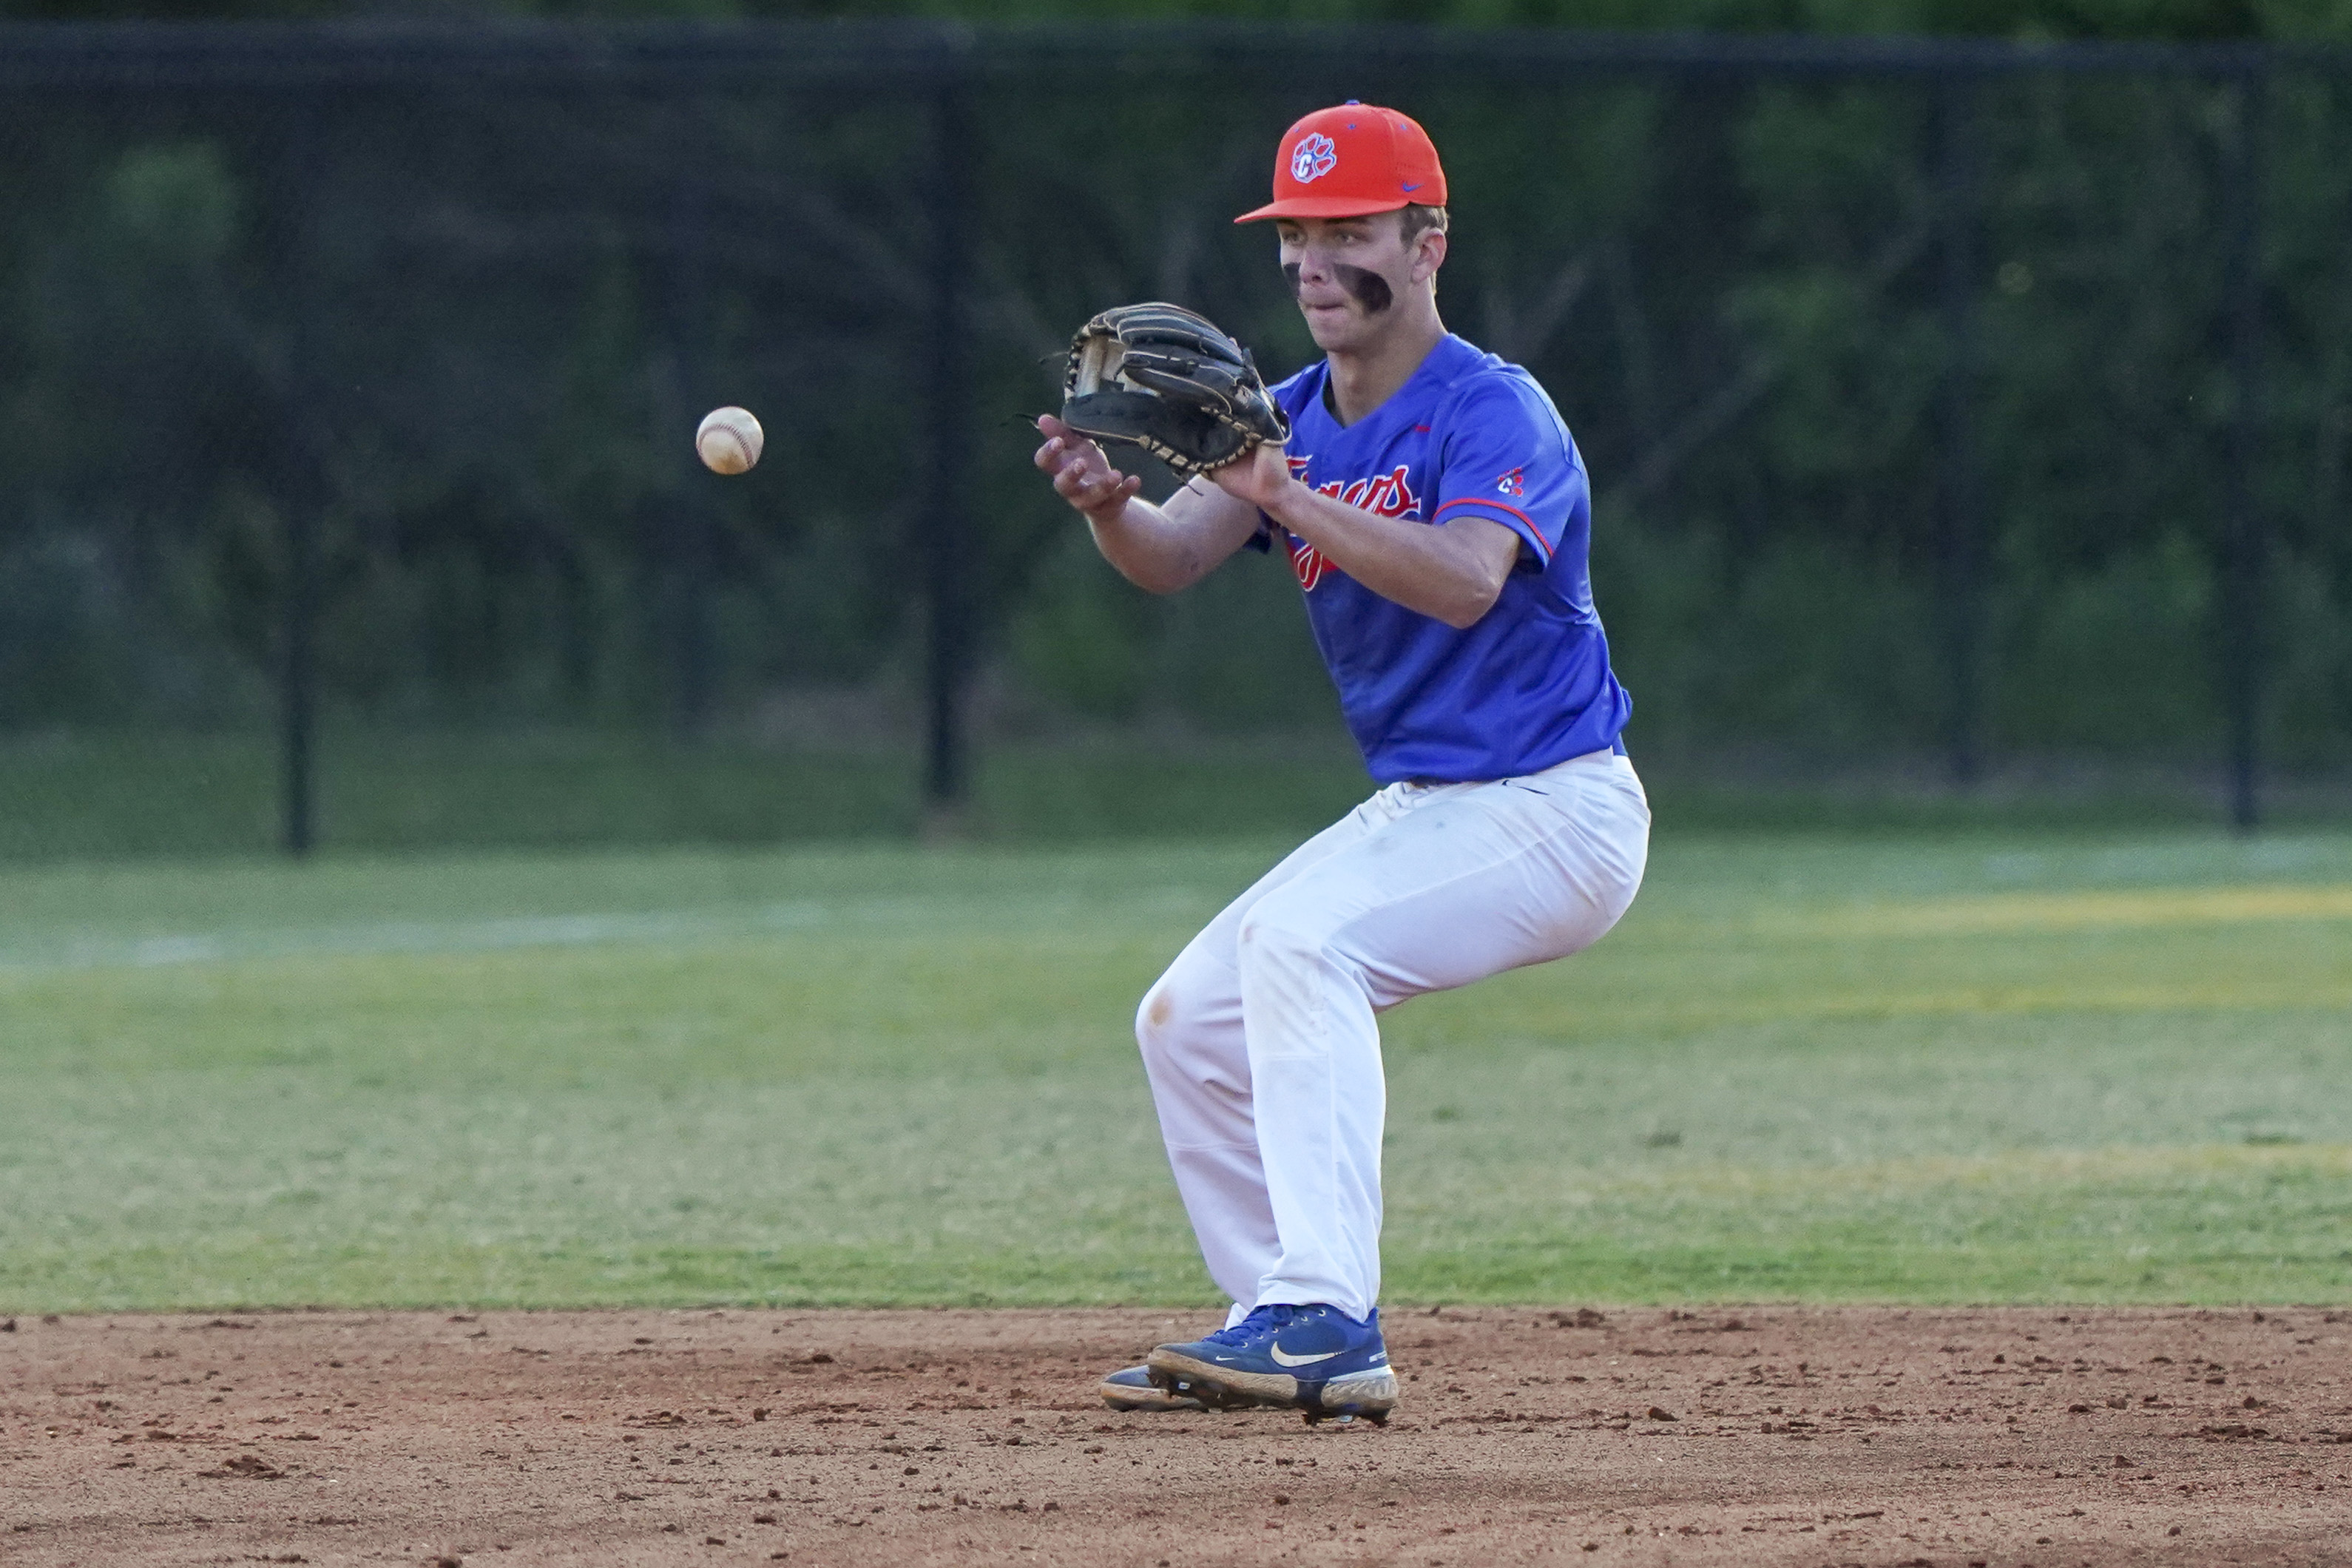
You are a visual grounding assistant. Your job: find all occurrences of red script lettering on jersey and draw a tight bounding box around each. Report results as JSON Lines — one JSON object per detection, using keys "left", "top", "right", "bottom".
{"left": 1279, "top": 459, "right": 1421, "bottom": 592}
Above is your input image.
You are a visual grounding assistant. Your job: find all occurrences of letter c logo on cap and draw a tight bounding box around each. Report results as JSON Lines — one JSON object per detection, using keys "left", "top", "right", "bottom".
{"left": 1290, "top": 132, "right": 1339, "bottom": 185}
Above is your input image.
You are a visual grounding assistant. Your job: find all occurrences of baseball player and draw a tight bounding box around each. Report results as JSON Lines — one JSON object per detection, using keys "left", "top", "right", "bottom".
{"left": 1033, "top": 103, "right": 1649, "bottom": 1422}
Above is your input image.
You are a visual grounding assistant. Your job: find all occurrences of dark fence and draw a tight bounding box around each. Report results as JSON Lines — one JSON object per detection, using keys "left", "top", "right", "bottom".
{"left": 1, "top": 22, "right": 2345, "bottom": 853}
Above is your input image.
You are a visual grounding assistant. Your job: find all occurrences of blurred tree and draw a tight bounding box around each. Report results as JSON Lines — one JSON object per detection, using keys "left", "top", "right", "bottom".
{"left": 2, "top": 16, "right": 2349, "bottom": 776}
{"left": 0, "top": 0, "right": 2339, "bottom": 42}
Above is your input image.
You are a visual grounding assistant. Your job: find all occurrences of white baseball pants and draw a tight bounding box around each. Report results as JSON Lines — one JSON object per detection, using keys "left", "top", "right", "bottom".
{"left": 1135, "top": 747, "right": 1650, "bottom": 1322}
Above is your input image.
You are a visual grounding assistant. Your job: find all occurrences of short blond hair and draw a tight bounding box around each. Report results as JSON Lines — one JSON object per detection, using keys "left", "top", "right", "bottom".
{"left": 1399, "top": 204, "right": 1449, "bottom": 242}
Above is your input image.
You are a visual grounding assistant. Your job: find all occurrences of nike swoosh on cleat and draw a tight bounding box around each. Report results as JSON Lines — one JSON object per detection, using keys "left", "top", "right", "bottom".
{"left": 1268, "top": 1345, "right": 1343, "bottom": 1368}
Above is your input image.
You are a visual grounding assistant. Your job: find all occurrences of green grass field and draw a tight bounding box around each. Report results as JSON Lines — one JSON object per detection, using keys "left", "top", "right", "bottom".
{"left": 6, "top": 727, "right": 2327, "bottom": 864}
{"left": 4, "top": 828, "right": 2351, "bottom": 1314}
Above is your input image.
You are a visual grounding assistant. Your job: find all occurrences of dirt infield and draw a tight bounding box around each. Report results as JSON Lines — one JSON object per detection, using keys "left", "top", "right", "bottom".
{"left": 4, "top": 1305, "right": 2348, "bottom": 1567}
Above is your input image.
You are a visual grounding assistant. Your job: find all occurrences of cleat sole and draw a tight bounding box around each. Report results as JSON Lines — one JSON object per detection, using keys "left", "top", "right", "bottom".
{"left": 1147, "top": 1349, "right": 1399, "bottom": 1419}
{"left": 1317, "top": 1367, "right": 1399, "bottom": 1415}
{"left": 1101, "top": 1368, "right": 1205, "bottom": 1413}
{"left": 1147, "top": 1348, "right": 1300, "bottom": 1408}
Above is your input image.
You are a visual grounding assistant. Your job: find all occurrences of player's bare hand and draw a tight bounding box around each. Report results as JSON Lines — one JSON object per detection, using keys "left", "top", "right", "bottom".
{"left": 1035, "top": 414, "right": 1142, "bottom": 521}
{"left": 1207, "top": 438, "right": 1295, "bottom": 513}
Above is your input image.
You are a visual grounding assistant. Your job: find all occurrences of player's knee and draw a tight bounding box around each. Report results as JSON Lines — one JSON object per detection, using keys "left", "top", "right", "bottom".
{"left": 1134, "top": 976, "right": 1191, "bottom": 1061}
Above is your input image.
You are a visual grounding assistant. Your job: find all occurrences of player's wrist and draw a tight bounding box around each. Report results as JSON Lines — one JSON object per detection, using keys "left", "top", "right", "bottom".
{"left": 1254, "top": 473, "right": 1305, "bottom": 525}
{"left": 1081, "top": 491, "right": 1132, "bottom": 527}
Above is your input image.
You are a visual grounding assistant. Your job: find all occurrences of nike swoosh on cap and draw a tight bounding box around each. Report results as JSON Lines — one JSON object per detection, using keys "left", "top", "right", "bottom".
{"left": 1401, "top": 182, "right": 1422, "bottom": 192}
{"left": 1268, "top": 1345, "right": 1343, "bottom": 1368}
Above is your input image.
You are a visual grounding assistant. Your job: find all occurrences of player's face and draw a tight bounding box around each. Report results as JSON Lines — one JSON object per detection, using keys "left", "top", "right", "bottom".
{"left": 1275, "top": 215, "right": 1427, "bottom": 351}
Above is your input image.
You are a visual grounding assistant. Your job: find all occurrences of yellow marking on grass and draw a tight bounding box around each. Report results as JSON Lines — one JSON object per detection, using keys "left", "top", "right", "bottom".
{"left": 1465, "top": 976, "right": 2352, "bottom": 1039}
{"left": 1592, "top": 1141, "right": 2352, "bottom": 1203}
{"left": 1817, "top": 883, "right": 2352, "bottom": 939}
{"left": 1768, "top": 979, "right": 2352, "bottom": 1023}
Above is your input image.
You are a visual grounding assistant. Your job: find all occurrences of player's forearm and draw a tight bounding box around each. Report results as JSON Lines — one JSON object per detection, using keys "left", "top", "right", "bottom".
{"left": 1084, "top": 498, "right": 1220, "bottom": 595}
{"left": 1262, "top": 482, "right": 1510, "bottom": 629}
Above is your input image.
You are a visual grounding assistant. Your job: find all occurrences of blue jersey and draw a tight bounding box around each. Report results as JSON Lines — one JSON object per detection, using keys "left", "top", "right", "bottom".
{"left": 1254, "top": 333, "right": 1631, "bottom": 783}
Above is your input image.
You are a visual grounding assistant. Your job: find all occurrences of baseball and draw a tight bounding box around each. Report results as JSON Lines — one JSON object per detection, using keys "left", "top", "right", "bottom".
{"left": 695, "top": 406, "right": 763, "bottom": 475}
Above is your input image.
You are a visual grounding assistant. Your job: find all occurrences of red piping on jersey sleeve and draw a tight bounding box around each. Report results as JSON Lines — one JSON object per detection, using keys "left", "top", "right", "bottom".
{"left": 1433, "top": 496, "right": 1554, "bottom": 563}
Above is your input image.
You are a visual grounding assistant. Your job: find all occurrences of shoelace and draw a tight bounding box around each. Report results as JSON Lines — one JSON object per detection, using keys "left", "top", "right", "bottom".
{"left": 1199, "top": 1303, "right": 1297, "bottom": 1349}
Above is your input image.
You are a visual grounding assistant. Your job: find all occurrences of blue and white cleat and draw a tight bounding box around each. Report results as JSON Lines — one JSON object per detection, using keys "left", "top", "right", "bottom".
{"left": 1098, "top": 1363, "right": 1205, "bottom": 1413}
{"left": 1145, "top": 1304, "right": 1397, "bottom": 1425}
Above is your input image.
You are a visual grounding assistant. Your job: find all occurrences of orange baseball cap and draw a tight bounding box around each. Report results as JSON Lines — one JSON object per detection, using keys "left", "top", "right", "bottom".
{"left": 1234, "top": 101, "right": 1447, "bottom": 223}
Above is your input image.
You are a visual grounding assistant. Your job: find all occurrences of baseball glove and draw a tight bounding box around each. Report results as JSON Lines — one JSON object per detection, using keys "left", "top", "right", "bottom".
{"left": 1060, "top": 303, "right": 1291, "bottom": 478}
